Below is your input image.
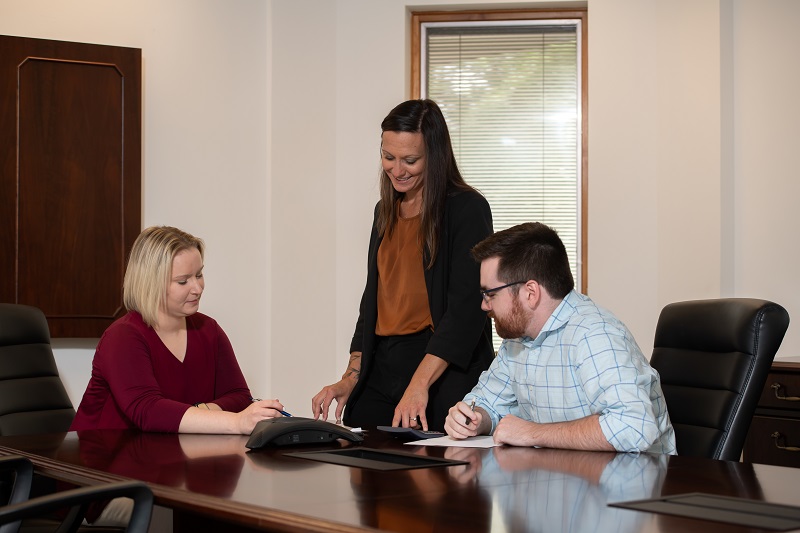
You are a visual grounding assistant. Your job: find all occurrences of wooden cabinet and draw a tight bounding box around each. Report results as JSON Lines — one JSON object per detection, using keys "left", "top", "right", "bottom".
{"left": 0, "top": 35, "right": 141, "bottom": 337}
{"left": 743, "top": 357, "right": 800, "bottom": 467}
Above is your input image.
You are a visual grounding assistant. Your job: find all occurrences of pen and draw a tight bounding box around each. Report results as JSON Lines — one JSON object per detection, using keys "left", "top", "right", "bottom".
{"left": 251, "top": 398, "right": 292, "bottom": 417}
{"left": 466, "top": 399, "right": 475, "bottom": 425}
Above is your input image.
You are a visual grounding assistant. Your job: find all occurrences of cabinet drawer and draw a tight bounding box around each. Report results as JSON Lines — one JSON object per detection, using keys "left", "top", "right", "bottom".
{"left": 758, "top": 371, "right": 800, "bottom": 411}
{"left": 744, "top": 415, "right": 800, "bottom": 468}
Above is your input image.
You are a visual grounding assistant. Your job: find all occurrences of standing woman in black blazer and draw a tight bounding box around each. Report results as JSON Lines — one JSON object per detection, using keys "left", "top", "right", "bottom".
{"left": 311, "top": 99, "right": 494, "bottom": 432}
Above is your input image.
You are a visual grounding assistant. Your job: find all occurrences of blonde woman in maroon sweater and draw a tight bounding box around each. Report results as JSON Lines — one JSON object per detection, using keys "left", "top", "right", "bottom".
{"left": 72, "top": 226, "right": 283, "bottom": 434}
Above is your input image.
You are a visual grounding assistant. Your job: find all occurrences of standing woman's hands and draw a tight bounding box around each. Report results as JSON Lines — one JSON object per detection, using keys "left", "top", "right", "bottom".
{"left": 311, "top": 351, "right": 362, "bottom": 422}
{"left": 393, "top": 385, "right": 429, "bottom": 430}
{"left": 392, "top": 353, "right": 449, "bottom": 431}
{"left": 311, "top": 378, "right": 357, "bottom": 422}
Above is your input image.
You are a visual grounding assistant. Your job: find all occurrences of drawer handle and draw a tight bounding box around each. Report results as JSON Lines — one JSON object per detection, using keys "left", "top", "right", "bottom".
{"left": 771, "top": 432, "right": 800, "bottom": 452}
{"left": 771, "top": 382, "right": 800, "bottom": 401}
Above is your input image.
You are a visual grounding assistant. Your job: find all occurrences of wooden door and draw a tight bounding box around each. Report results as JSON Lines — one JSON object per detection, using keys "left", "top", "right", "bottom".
{"left": 0, "top": 35, "right": 141, "bottom": 337}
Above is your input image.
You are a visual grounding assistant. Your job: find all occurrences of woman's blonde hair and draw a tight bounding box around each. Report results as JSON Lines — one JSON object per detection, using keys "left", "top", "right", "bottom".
{"left": 123, "top": 226, "right": 205, "bottom": 327}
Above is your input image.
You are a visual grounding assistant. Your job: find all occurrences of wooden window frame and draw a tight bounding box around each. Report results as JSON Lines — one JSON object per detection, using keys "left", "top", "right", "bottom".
{"left": 411, "top": 8, "right": 589, "bottom": 292}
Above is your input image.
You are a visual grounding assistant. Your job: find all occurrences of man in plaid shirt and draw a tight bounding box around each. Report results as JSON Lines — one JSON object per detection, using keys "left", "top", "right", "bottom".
{"left": 444, "top": 222, "right": 675, "bottom": 454}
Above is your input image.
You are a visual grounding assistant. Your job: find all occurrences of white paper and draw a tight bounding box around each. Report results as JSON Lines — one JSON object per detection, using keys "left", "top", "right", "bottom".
{"left": 404, "top": 435, "right": 499, "bottom": 448}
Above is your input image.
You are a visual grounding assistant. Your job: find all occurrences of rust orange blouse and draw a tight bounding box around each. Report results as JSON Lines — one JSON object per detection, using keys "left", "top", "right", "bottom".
{"left": 375, "top": 214, "right": 433, "bottom": 336}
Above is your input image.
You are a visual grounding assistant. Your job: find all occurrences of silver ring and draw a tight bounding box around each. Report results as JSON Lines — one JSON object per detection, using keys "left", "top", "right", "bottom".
{"left": 410, "top": 417, "right": 417, "bottom": 421}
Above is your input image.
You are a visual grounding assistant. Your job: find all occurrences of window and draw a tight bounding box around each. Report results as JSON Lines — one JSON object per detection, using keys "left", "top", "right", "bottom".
{"left": 412, "top": 10, "right": 587, "bottom": 298}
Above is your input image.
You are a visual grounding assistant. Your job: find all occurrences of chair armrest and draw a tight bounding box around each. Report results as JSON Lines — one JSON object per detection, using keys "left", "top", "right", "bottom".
{"left": 0, "top": 456, "right": 33, "bottom": 506}
{"left": 0, "top": 454, "right": 153, "bottom": 533}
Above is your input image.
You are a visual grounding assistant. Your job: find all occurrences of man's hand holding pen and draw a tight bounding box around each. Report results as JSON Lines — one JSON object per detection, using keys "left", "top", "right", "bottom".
{"left": 444, "top": 399, "right": 486, "bottom": 440}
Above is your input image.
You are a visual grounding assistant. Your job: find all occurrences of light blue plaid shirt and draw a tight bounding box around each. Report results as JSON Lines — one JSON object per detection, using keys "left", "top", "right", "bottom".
{"left": 465, "top": 290, "right": 676, "bottom": 454}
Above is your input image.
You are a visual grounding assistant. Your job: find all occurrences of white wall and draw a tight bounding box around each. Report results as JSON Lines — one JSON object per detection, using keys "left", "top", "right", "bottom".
{"left": 0, "top": 0, "right": 271, "bottom": 407}
{"left": 588, "top": 0, "right": 726, "bottom": 349}
{"left": 732, "top": 0, "right": 800, "bottom": 331}
{"left": 269, "top": 0, "right": 413, "bottom": 417}
{"left": 2, "top": 0, "right": 797, "bottom": 417}
{"left": 589, "top": 0, "right": 800, "bottom": 357}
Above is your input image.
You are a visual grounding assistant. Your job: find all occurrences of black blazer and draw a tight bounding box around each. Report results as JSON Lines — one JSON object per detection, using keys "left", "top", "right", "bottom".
{"left": 344, "top": 189, "right": 495, "bottom": 430}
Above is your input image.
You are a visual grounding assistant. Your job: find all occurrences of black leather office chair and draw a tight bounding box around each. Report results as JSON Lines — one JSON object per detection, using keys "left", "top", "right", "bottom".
{"left": 0, "top": 303, "right": 75, "bottom": 436}
{"left": 0, "top": 305, "right": 135, "bottom": 532}
{"left": 0, "top": 455, "right": 153, "bottom": 533}
{"left": 651, "top": 298, "right": 790, "bottom": 461}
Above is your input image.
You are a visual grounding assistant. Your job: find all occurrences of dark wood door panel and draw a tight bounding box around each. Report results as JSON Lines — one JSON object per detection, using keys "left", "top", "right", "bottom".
{"left": 0, "top": 35, "right": 141, "bottom": 337}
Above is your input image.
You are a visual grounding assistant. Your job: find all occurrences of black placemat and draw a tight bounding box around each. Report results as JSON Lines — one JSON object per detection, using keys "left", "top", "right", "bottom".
{"left": 284, "top": 447, "right": 469, "bottom": 471}
{"left": 610, "top": 492, "right": 800, "bottom": 531}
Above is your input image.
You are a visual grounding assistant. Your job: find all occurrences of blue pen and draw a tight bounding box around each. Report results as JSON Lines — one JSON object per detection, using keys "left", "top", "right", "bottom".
{"left": 251, "top": 398, "right": 292, "bottom": 417}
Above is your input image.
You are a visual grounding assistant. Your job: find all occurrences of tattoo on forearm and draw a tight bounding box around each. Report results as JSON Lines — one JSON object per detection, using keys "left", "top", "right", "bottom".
{"left": 343, "top": 353, "right": 361, "bottom": 380}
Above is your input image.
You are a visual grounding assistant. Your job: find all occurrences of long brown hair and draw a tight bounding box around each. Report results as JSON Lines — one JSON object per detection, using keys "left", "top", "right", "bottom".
{"left": 377, "top": 99, "right": 474, "bottom": 268}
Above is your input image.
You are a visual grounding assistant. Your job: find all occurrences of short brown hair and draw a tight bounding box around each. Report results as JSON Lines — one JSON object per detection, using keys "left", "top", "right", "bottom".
{"left": 471, "top": 222, "right": 574, "bottom": 299}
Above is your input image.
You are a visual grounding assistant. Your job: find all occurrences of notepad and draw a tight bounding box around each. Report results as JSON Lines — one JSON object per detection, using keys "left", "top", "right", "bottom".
{"left": 404, "top": 435, "right": 499, "bottom": 448}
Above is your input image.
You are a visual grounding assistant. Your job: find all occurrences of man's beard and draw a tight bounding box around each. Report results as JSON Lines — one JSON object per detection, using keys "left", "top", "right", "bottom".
{"left": 490, "top": 297, "right": 528, "bottom": 339}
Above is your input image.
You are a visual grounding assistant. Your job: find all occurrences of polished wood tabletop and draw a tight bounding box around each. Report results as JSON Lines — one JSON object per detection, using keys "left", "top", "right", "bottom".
{"left": 1, "top": 429, "right": 799, "bottom": 533}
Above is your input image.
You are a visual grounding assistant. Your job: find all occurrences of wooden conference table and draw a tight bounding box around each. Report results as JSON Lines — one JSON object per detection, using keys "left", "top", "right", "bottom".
{"left": 1, "top": 429, "right": 799, "bottom": 533}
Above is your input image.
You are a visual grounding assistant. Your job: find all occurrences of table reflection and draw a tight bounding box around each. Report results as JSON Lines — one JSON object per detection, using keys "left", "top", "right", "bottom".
{"left": 349, "top": 445, "right": 493, "bottom": 533}
{"left": 447, "top": 447, "right": 667, "bottom": 533}
{"left": 72, "top": 430, "right": 245, "bottom": 497}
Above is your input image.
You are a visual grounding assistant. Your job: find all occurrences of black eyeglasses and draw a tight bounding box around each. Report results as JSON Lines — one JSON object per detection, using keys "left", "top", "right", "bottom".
{"left": 479, "top": 281, "right": 525, "bottom": 302}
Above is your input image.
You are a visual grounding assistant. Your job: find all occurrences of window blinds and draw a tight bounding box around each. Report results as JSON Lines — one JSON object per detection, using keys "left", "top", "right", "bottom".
{"left": 424, "top": 23, "right": 582, "bottom": 291}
